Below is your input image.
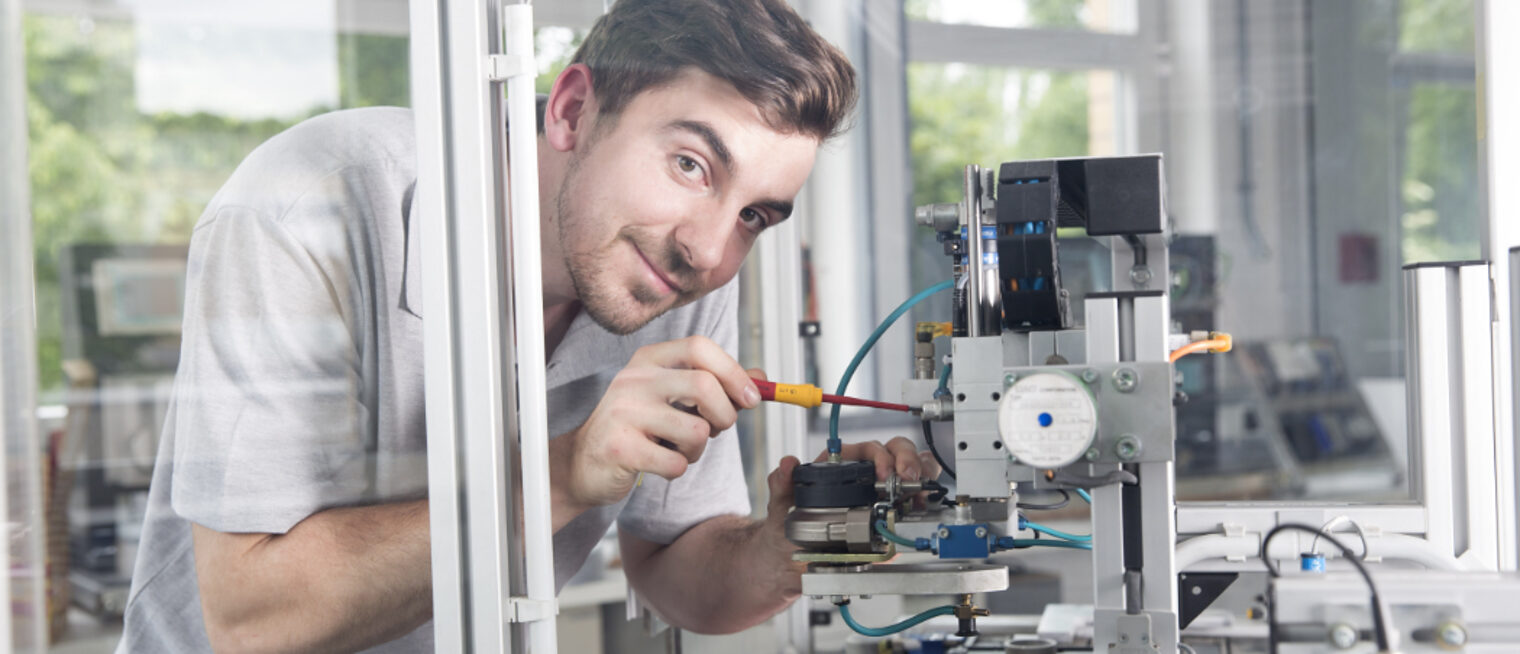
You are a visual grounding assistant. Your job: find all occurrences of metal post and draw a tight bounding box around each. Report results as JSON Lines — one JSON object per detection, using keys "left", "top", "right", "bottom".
{"left": 413, "top": 0, "right": 555, "bottom": 650}
{"left": 1404, "top": 263, "right": 1502, "bottom": 570}
{"left": 964, "top": 165, "right": 984, "bottom": 337}
{"left": 758, "top": 217, "right": 811, "bottom": 651}
{"left": 1, "top": 0, "right": 47, "bottom": 648}
{"left": 1478, "top": 0, "right": 1520, "bottom": 571}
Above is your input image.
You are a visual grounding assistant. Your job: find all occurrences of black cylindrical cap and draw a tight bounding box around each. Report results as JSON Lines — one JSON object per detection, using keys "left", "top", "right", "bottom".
{"left": 792, "top": 461, "right": 877, "bottom": 508}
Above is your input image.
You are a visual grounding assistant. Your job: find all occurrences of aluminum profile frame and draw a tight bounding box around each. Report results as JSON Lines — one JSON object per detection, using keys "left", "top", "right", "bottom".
{"left": 2, "top": 0, "right": 47, "bottom": 648}
{"left": 411, "top": 0, "right": 557, "bottom": 651}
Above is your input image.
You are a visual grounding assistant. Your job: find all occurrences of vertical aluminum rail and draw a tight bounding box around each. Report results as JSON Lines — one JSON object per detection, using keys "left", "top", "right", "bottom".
{"left": 2, "top": 0, "right": 47, "bottom": 648}
{"left": 500, "top": 4, "right": 559, "bottom": 651}
{"left": 412, "top": 0, "right": 556, "bottom": 651}
{"left": 1087, "top": 228, "right": 1177, "bottom": 654}
{"left": 757, "top": 217, "right": 811, "bottom": 650}
{"left": 1479, "top": 0, "right": 1520, "bottom": 570}
{"left": 1404, "top": 263, "right": 1502, "bottom": 570}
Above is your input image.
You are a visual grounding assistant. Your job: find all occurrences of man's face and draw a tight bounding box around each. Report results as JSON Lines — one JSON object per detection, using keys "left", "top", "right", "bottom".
{"left": 551, "top": 70, "right": 819, "bottom": 334}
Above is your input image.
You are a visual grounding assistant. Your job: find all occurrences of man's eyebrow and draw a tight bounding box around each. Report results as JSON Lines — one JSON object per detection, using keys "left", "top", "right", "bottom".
{"left": 758, "top": 199, "right": 794, "bottom": 221}
{"left": 667, "top": 120, "right": 734, "bottom": 174}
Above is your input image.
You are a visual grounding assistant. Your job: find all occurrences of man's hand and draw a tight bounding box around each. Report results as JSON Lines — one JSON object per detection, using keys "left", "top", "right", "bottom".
{"left": 550, "top": 336, "right": 761, "bottom": 523}
{"left": 818, "top": 436, "right": 944, "bottom": 483}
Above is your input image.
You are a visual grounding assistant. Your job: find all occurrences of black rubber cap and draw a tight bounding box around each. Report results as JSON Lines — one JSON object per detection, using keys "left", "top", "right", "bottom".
{"left": 792, "top": 461, "right": 878, "bottom": 508}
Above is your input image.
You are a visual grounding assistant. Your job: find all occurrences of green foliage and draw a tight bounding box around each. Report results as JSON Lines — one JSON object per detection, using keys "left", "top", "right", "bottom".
{"left": 1401, "top": 85, "right": 1478, "bottom": 263}
{"left": 339, "top": 34, "right": 411, "bottom": 108}
{"left": 1398, "top": 0, "right": 1474, "bottom": 53}
{"left": 23, "top": 14, "right": 343, "bottom": 391}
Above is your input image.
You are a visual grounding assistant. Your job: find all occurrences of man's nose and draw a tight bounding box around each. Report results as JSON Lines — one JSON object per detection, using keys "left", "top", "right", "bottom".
{"left": 673, "top": 210, "right": 734, "bottom": 272}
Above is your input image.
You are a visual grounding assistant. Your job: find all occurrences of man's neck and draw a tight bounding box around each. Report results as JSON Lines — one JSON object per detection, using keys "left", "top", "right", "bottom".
{"left": 542, "top": 300, "right": 580, "bottom": 359}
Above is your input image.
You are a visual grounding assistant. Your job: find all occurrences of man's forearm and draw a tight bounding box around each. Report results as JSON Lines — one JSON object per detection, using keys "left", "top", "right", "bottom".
{"left": 621, "top": 515, "right": 804, "bottom": 634}
{"left": 193, "top": 499, "right": 432, "bottom": 653}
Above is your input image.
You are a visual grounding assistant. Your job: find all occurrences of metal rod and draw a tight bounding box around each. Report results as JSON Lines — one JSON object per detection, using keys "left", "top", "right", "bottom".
{"left": 501, "top": 4, "right": 559, "bottom": 652}
{"left": 964, "top": 165, "right": 983, "bottom": 337}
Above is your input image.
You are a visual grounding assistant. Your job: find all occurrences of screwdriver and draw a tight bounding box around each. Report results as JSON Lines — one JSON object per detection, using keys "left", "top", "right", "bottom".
{"left": 751, "top": 378, "right": 912, "bottom": 413}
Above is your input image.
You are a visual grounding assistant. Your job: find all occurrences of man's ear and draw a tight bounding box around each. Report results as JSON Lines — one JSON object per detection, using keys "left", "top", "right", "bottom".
{"left": 543, "top": 63, "right": 597, "bottom": 153}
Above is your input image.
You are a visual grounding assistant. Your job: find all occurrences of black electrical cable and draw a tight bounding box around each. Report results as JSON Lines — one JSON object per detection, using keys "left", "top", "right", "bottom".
{"left": 921, "top": 419, "right": 957, "bottom": 480}
{"left": 1016, "top": 489, "right": 1071, "bottom": 511}
{"left": 1260, "top": 523, "right": 1390, "bottom": 653}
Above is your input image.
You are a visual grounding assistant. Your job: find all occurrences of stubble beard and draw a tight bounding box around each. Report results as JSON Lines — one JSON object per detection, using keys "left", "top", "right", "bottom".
{"left": 555, "top": 149, "right": 693, "bottom": 336}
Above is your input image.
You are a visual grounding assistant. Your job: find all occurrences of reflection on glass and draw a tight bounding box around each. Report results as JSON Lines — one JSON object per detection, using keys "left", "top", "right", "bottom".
{"left": 23, "top": 4, "right": 410, "bottom": 649}
{"left": 906, "top": 63, "right": 1121, "bottom": 320}
{"left": 1401, "top": 84, "right": 1478, "bottom": 263}
{"left": 905, "top": 0, "right": 1136, "bottom": 33}
{"left": 1397, "top": 0, "right": 1474, "bottom": 53}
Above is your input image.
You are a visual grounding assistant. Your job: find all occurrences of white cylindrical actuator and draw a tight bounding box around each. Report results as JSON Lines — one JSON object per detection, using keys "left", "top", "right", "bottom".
{"left": 997, "top": 372, "right": 1098, "bottom": 468}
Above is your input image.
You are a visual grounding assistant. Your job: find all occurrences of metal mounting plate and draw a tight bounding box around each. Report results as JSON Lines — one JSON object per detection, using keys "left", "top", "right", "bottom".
{"left": 801, "top": 562, "right": 1009, "bottom": 597}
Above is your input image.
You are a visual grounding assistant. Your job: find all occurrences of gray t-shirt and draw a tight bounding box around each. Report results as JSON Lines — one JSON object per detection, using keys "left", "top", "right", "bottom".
{"left": 118, "top": 107, "right": 751, "bottom": 652}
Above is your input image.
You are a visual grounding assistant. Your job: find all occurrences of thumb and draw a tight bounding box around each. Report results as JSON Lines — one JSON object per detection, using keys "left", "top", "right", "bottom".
{"left": 746, "top": 367, "right": 770, "bottom": 382}
{"left": 767, "top": 455, "right": 801, "bottom": 514}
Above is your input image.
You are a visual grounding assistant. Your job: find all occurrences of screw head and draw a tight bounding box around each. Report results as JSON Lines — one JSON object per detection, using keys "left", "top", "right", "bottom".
{"left": 1003, "top": 373, "right": 1018, "bottom": 387}
{"left": 1327, "top": 623, "right": 1358, "bottom": 649}
{"left": 1081, "top": 368, "right": 1099, "bottom": 383}
{"left": 1129, "top": 265, "right": 1153, "bottom": 286}
{"left": 1115, "top": 435, "right": 1142, "bottom": 461}
{"left": 938, "top": 528, "right": 951, "bottom": 538}
{"left": 1436, "top": 621, "right": 1467, "bottom": 647}
{"left": 1112, "top": 367, "right": 1139, "bottom": 393}
{"left": 1085, "top": 447, "right": 1101, "bottom": 462}
{"left": 974, "top": 527, "right": 988, "bottom": 538}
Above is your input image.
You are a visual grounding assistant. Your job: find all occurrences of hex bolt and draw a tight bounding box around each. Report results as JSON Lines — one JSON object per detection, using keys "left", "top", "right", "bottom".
{"left": 1129, "top": 265, "right": 1152, "bottom": 286}
{"left": 938, "top": 528, "right": 951, "bottom": 539}
{"left": 1436, "top": 621, "right": 1467, "bottom": 648}
{"left": 1003, "top": 373, "right": 1018, "bottom": 388}
{"left": 1327, "top": 623, "right": 1358, "bottom": 649}
{"left": 974, "top": 527, "right": 987, "bottom": 538}
{"left": 1112, "top": 367, "right": 1139, "bottom": 393}
{"left": 1085, "top": 447, "right": 1101, "bottom": 462}
{"left": 1115, "top": 435, "right": 1142, "bottom": 461}
{"left": 1081, "top": 368, "right": 1099, "bottom": 384}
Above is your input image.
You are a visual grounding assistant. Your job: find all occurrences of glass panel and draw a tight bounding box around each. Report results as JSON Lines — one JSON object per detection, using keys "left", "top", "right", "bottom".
{"left": 1398, "top": 0, "right": 1474, "bottom": 53}
{"left": 906, "top": 0, "right": 1137, "bottom": 34}
{"left": 894, "top": 1, "right": 1478, "bottom": 504}
{"left": 22, "top": 3, "right": 411, "bottom": 649}
{"left": 907, "top": 63, "right": 1122, "bottom": 315}
{"left": 1401, "top": 83, "right": 1479, "bottom": 263}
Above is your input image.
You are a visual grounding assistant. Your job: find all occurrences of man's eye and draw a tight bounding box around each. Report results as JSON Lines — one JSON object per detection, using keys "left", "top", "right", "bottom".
{"left": 675, "top": 155, "right": 702, "bottom": 178}
{"left": 740, "top": 208, "right": 768, "bottom": 229}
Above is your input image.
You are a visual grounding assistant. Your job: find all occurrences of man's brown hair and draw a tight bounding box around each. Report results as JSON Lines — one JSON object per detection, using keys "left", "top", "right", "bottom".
{"left": 571, "top": 0, "right": 858, "bottom": 141}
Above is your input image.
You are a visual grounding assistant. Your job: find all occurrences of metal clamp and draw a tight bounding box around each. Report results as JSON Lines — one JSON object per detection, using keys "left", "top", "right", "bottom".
{"left": 507, "top": 597, "right": 559, "bottom": 623}
{"left": 486, "top": 54, "right": 533, "bottom": 81}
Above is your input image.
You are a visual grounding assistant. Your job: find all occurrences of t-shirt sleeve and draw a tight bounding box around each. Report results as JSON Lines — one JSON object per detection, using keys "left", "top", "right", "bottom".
{"left": 169, "top": 205, "right": 370, "bottom": 534}
{"left": 616, "top": 279, "right": 753, "bottom": 544}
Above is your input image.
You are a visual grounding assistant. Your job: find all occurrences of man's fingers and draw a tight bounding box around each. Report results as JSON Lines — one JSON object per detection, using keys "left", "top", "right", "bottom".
{"left": 885, "top": 436, "right": 923, "bottom": 481}
{"left": 917, "top": 450, "right": 943, "bottom": 482}
{"left": 628, "top": 437, "right": 693, "bottom": 480}
{"left": 835, "top": 441, "right": 893, "bottom": 480}
{"left": 631, "top": 337, "right": 760, "bottom": 409}
{"left": 619, "top": 404, "right": 711, "bottom": 464}
{"left": 746, "top": 367, "right": 769, "bottom": 382}
{"left": 655, "top": 369, "right": 739, "bottom": 434}
{"left": 767, "top": 455, "right": 800, "bottom": 510}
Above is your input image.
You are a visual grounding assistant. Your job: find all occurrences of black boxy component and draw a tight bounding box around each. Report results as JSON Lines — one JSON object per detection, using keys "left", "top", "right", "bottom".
{"left": 995, "top": 155, "right": 1164, "bottom": 331}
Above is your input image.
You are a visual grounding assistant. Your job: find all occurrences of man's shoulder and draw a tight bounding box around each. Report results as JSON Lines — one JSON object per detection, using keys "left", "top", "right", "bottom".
{"left": 199, "top": 107, "right": 418, "bottom": 228}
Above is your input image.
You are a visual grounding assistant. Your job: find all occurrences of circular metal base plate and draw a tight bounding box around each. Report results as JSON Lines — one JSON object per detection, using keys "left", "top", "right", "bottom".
{"left": 801, "top": 562, "right": 1009, "bottom": 597}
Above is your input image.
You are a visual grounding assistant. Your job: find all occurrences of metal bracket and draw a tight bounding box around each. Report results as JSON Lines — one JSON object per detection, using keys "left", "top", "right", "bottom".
{"left": 486, "top": 54, "right": 533, "bottom": 81}
{"left": 1177, "top": 572, "right": 1238, "bottom": 629}
{"left": 507, "top": 597, "right": 559, "bottom": 623}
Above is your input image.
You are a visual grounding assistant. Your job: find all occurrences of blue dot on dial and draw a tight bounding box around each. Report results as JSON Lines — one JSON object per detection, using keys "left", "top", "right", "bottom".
{"left": 1038, "top": 412, "right": 1053, "bottom": 427}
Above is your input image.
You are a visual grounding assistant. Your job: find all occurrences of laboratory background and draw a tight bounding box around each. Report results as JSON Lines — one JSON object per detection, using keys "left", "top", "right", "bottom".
{"left": 3, "top": 0, "right": 1519, "bottom": 653}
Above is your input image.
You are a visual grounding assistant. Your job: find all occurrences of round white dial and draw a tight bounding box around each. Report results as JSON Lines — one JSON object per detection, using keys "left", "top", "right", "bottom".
{"left": 997, "top": 371, "right": 1098, "bottom": 468}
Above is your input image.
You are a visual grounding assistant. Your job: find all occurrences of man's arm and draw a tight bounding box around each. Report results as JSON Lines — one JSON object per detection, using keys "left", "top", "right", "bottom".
{"left": 621, "top": 439, "right": 936, "bottom": 634}
{"left": 192, "top": 500, "right": 431, "bottom": 654}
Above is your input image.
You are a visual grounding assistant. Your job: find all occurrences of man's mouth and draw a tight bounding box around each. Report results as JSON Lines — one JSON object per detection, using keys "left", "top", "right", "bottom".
{"left": 633, "top": 243, "right": 683, "bottom": 296}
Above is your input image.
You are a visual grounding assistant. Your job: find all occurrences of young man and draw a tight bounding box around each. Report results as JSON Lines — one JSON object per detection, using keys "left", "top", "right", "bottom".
{"left": 119, "top": 0, "right": 935, "bottom": 651}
